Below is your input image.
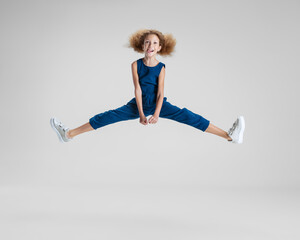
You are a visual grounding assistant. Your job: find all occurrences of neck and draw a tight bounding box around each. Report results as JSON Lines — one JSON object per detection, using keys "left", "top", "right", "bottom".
{"left": 143, "top": 55, "right": 158, "bottom": 66}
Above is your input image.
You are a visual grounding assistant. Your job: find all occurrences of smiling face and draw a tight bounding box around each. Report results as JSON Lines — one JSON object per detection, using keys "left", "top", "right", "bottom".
{"left": 143, "top": 34, "right": 162, "bottom": 56}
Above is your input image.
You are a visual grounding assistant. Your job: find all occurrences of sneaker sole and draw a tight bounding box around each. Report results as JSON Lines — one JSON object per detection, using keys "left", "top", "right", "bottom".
{"left": 50, "top": 118, "right": 65, "bottom": 143}
{"left": 236, "top": 116, "right": 245, "bottom": 144}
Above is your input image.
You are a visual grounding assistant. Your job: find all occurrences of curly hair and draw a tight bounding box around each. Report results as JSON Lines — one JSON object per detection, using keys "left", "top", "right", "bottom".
{"left": 127, "top": 29, "right": 176, "bottom": 57}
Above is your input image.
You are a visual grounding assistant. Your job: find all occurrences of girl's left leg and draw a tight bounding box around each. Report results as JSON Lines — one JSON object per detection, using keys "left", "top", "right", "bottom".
{"left": 159, "top": 100, "right": 231, "bottom": 141}
{"left": 205, "top": 123, "right": 232, "bottom": 141}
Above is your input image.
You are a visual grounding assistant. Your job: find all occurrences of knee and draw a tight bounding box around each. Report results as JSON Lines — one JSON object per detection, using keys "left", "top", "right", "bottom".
{"left": 180, "top": 107, "right": 191, "bottom": 116}
{"left": 182, "top": 107, "right": 188, "bottom": 113}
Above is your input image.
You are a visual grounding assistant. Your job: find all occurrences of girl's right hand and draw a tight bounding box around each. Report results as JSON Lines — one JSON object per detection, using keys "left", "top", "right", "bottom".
{"left": 139, "top": 115, "right": 148, "bottom": 125}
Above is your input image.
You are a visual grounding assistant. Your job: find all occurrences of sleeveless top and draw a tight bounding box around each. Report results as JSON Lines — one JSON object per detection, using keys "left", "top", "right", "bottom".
{"left": 129, "top": 58, "right": 166, "bottom": 106}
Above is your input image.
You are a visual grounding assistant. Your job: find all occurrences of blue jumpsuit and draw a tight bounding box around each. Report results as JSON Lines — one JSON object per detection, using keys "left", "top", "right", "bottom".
{"left": 89, "top": 58, "right": 210, "bottom": 131}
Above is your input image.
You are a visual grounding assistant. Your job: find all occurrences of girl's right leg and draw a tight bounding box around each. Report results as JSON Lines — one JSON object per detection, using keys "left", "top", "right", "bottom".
{"left": 67, "top": 122, "right": 94, "bottom": 138}
{"left": 67, "top": 102, "right": 140, "bottom": 139}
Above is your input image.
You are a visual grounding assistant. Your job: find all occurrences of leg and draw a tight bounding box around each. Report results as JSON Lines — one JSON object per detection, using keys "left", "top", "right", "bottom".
{"left": 159, "top": 101, "right": 230, "bottom": 141}
{"left": 89, "top": 103, "right": 139, "bottom": 130}
{"left": 68, "top": 102, "right": 139, "bottom": 138}
{"left": 159, "top": 101, "right": 210, "bottom": 131}
{"left": 68, "top": 122, "right": 94, "bottom": 138}
{"left": 205, "top": 123, "right": 232, "bottom": 141}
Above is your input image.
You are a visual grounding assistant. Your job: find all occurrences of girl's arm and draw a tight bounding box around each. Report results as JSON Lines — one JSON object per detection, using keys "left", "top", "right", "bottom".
{"left": 153, "top": 66, "right": 165, "bottom": 117}
{"left": 131, "top": 61, "right": 144, "bottom": 117}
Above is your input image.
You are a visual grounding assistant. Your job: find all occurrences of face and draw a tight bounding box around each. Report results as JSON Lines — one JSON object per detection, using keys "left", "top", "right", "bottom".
{"left": 143, "top": 34, "right": 162, "bottom": 56}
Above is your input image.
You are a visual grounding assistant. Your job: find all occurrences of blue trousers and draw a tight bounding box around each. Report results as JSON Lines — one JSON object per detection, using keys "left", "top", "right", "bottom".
{"left": 89, "top": 97, "right": 210, "bottom": 132}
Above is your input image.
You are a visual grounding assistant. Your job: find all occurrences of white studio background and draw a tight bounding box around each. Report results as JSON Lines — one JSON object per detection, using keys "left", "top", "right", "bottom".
{"left": 1, "top": 1, "right": 300, "bottom": 239}
{"left": 1, "top": 0, "right": 299, "bottom": 189}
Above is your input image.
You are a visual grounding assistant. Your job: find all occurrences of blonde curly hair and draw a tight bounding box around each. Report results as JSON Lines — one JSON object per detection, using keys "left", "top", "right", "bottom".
{"left": 127, "top": 29, "right": 176, "bottom": 57}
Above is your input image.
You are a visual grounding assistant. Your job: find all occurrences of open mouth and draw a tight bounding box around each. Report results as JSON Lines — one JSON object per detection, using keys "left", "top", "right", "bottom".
{"left": 147, "top": 50, "right": 154, "bottom": 53}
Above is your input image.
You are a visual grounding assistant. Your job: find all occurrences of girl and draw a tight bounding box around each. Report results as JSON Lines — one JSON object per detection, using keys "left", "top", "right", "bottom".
{"left": 50, "top": 29, "right": 245, "bottom": 144}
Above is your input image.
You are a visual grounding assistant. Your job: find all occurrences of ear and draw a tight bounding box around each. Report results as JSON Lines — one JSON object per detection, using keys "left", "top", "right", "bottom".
{"left": 158, "top": 45, "right": 162, "bottom": 52}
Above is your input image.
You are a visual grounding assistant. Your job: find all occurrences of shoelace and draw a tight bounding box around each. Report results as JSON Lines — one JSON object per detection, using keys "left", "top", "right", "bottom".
{"left": 58, "top": 122, "right": 68, "bottom": 132}
{"left": 228, "top": 119, "right": 238, "bottom": 136}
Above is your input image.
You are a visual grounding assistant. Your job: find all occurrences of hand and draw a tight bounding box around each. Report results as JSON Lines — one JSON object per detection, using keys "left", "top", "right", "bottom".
{"left": 139, "top": 115, "right": 148, "bottom": 125}
{"left": 148, "top": 114, "right": 159, "bottom": 124}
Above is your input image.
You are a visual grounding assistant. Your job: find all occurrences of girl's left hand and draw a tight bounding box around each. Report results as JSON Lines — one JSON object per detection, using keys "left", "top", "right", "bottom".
{"left": 148, "top": 115, "right": 159, "bottom": 124}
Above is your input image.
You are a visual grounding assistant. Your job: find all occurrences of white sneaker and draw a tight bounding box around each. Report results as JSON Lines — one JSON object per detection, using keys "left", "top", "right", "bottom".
{"left": 50, "top": 117, "right": 72, "bottom": 143}
{"left": 228, "top": 116, "right": 245, "bottom": 144}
